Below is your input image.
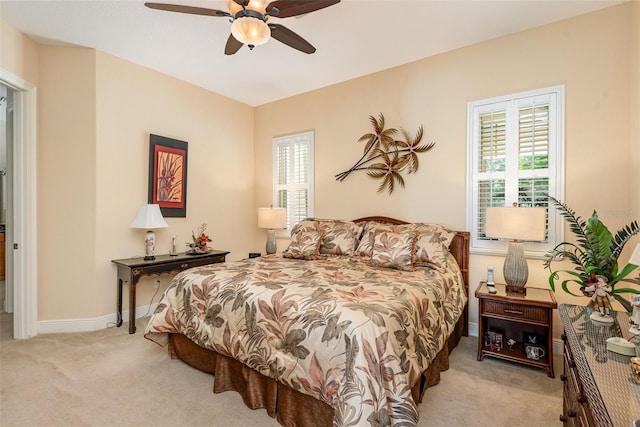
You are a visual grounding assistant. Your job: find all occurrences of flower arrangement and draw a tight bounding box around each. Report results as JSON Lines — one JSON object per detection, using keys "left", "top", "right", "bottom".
{"left": 187, "top": 223, "right": 212, "bottom": 254}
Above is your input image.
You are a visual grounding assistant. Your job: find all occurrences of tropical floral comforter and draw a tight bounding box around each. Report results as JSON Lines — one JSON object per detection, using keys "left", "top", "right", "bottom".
{"left": 145, "top": 254, "right": 466, "bottom": 426}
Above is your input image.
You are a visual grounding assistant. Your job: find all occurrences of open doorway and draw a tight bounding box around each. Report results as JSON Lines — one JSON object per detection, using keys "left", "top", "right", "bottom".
{"left": 0, "top": 84, "right": 10, "bottom": 343}
{"left": 1, "top": 68, "right": 37, "bottom": 340}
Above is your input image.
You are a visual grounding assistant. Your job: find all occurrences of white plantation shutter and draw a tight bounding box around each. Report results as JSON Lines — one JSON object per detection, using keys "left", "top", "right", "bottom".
{"left": 476, "top": 108, "right": 507, "bottom": 239}
{"left": 467, "top": 86, "right": 564, "bottom": 254}
{"left": 273, "top": 131, "right": 314, "bottom": 233}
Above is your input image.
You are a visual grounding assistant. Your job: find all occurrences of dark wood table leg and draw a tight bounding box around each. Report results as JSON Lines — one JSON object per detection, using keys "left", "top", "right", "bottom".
{"left": 116, "top": 277, "right": 123, "bottom": 328}
{"left": 477, "top": 300, "right": 484, "bottom": 361}
{"left": 547, "top": 315, "right": 555, "bottom": 378}
{"left": 129, "top": 278, "right": 137, "bottom": 334}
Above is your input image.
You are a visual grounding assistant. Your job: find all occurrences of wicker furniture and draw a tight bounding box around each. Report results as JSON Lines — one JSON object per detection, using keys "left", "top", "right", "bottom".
{"left": 476, "top": 282, "right": 557, "bottom": 377}
{"left": 559, "top": 304, "right": 640, "bottom": 427}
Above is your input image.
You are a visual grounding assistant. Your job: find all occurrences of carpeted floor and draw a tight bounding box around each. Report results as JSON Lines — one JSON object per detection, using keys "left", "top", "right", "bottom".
{"left": 0, "top": 305, "right": 563, "bottom": 427}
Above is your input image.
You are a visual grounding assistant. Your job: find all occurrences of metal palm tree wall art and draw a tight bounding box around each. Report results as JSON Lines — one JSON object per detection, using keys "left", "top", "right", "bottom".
{"left": 335, "top": 113, "right": 436, "bottom": 194}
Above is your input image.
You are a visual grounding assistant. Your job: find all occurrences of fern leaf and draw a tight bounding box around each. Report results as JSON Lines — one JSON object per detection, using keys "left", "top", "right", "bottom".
{"left": 548, "top": 195, "right": 587, "bottom": 241}
{"left": 611, "top": 220, "right": 640, "bottom": 260}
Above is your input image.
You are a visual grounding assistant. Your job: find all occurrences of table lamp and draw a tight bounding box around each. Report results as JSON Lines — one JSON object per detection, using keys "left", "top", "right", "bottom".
{"left": 258, "top": 206, "right": 287, "bottom": 255}
{"left": 485, "top": 204, "right": 546, "bottom": 292}
{"left": 130, "top": 204, "right": 168, "bottom": 260}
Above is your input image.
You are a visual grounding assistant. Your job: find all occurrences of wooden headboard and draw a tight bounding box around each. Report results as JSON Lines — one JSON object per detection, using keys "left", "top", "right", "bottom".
{"left": 353, "top": 216, "right": 470, "bottom": 336}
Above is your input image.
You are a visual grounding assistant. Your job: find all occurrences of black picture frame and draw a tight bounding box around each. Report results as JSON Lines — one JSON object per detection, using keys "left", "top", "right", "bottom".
{"left": 148, "top": 134, "right": 188, "bottom": 217}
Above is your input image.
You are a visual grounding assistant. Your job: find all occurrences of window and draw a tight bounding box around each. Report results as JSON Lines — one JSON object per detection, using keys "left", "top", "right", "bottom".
{"left": 273, "top": 131, "right": 314, "bottom": 234}
{"left": 467, "top": 86, "right": 565, "bottom": 255}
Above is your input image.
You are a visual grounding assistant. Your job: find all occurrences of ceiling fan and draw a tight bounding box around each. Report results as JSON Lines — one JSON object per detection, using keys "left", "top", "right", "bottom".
{"left": 144, "top": 0, "right": 340, "bottom": 55}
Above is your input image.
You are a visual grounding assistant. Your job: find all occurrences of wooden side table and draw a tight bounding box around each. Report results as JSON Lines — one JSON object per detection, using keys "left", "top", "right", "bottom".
{"left": 476, "top": 281, "right": 557, "bottom": 377}
{"left": 112, "top": 250, "right": 229, "bottom": 334}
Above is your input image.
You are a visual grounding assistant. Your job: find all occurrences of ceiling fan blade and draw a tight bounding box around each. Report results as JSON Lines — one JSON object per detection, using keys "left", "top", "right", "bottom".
{"left": 224, "top": 34, "right": 244, "bottom": 55}
{"left": 144, "top": 3, "right": 230, "bottom": 18}
{"left": 267, "top": 0, "right": 340, "bottom": 19}
{"left": 269, "top": 23, "right": 315, "bottom": 54}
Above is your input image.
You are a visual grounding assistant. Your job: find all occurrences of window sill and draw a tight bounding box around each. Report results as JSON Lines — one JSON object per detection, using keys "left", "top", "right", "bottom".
{"left": 470, "top": 247, "right": 548, "bottom": 260}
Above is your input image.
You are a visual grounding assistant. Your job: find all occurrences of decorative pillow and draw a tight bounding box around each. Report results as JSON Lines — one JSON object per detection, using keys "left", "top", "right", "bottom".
{"left": 356, "top": 222, "right": 412, "bottom": 257}
{"left": 315, "top": 219, "right": 363, "bottom": 256}
{"left": 282, "top": 231, "right": 324, "bottom": 260}
{"left": 370, "top": 230, "right": 417, "bottom": 271}
{"left": 290, "top": 219, "right": 319, "bottom": 238}
{"left": 413, "top": 223, "right": 455, "bottom": 271}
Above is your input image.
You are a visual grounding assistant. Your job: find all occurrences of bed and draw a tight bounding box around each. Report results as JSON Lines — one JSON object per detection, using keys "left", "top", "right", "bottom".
{"left": 145, "top": 216, "right": 469, "bottom": 427}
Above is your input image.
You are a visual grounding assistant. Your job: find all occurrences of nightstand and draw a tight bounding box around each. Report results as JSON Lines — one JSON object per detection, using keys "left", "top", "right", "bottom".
{"left": 476, "top": 281, "right": 557, "bottom": 377}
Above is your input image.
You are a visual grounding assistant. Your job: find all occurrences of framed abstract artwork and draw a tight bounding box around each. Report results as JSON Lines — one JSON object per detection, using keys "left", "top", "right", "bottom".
{"left": 148, "top": 134, "right": 188, "bottom": 217}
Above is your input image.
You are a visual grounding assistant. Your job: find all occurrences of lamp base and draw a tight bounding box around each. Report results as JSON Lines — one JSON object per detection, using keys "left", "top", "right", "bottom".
{"left": 144, "top": 230, "right": 156, "bottom": 261}
{"left": 265, "top": 229, "right": 277, "bottom": 255}
{"left": 506, "top": 284, "right": 526, "bottom": 294}
{"left": 504, "top": 241, "right": 528, "bottom": 293}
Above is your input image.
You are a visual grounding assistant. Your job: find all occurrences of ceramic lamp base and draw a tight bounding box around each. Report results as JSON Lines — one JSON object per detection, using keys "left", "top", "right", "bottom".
{"left": 504, "top": 241, "right": 528, "bottom": 292}
{"left": 506, "top": 284, "right": 526, "bottom": 293}
{"left": 144, "top": 230, "right": 156, "bottom": 261}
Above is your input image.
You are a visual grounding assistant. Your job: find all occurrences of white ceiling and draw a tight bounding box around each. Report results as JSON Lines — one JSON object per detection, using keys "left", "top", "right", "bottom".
{"left": 0, "top": 0, "right": 625, "bottom": 106}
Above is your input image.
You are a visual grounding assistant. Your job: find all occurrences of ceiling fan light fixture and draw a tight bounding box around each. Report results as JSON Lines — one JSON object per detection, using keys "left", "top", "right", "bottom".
{"left": 227, "top": 0, "right": 269, "bottom": 15}
{"left": 227, "top": 0, "right": 243, "bottom": 15}
{"left": 231, "top": 16, "right": 271, "bottom": 46}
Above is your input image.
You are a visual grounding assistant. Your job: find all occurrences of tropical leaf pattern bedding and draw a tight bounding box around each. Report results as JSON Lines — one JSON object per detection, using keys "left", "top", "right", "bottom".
{"left": 145, "top": 254, "right": 466, "bottom": 427}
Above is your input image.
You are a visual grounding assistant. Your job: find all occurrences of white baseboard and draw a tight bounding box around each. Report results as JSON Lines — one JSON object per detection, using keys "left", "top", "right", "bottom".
{"left": 468, "top": 321, "right": 479, "bottom": 337}
{"left": 37, "top": 303, "right": 159, "bottom": 334}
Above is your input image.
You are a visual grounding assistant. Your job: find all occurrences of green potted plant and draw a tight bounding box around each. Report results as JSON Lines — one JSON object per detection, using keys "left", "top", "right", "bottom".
{"left": 544, "top": 195, "right": 640, "bottom": 312}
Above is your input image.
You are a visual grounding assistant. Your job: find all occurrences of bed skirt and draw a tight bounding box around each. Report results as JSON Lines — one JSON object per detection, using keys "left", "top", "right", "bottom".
{"left": 167, "top": 311, "right": 466, "bottom": 427}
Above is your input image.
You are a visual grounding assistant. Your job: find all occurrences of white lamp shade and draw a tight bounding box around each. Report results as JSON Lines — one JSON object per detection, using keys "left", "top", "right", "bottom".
{"left": 231, "top": 17, "right": 271, "bottom": 46}
{"left": 258, "top": 207, "right": 286, "bottom": 229}
{"left": 130, "top": 204, "right": 168, "bottom": 229}
{"left": 485, "top": 207, "right": 546, "bottom": 242}
{"left": 628, "top": 243, "right": 640, "bottom": 266}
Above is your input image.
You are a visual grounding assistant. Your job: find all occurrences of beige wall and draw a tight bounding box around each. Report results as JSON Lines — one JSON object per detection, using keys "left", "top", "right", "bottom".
{"left": 93, "top": 51, "right": 254, "bottom": 318}
{"left": 254, "top": 4, "right": 639, "bottom": 337}
{"left": 632, "top": 2, "right": 640, "bottom": 230}
{"left": 4, "top": 23, "right": 254, "bottom": 321}
{"left": 37, "top": 46, "right": 98, "bottom": 319}
{"left": 0, "top": 19, "right": 39, "bottom": 85}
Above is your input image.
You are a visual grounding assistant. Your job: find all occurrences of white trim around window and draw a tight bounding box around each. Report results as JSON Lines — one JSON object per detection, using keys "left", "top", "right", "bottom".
{"left": 466, "top": 85, "right": 565, "bottom": 257}
{"left": 273, "top": 131, "right": 314, "bottom": 236}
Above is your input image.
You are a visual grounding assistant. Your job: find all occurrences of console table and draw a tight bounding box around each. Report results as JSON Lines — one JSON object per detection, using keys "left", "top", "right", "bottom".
{"left": 559, "top": 304, "right": 640, "bottom": 426}
{"left": 112, "top": 250, "right": 229, "bottom": 334}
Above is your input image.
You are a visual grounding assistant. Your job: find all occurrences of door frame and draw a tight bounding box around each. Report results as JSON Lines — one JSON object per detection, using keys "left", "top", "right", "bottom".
{"left": 1, "top": 68, "right": 38, "bottom": 339}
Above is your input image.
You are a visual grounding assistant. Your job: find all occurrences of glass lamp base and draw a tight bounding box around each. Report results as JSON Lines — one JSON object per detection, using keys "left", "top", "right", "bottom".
{"left": 265, "top": 229, "right": 277, "bottom": 255}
